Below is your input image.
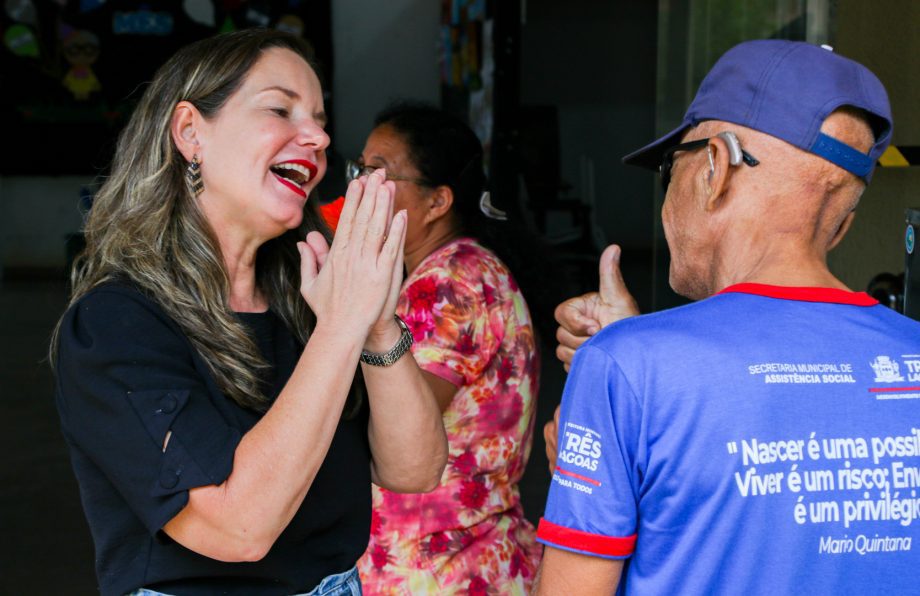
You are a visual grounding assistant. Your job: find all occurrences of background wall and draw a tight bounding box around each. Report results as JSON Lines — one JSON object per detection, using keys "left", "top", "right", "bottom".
{"left": 331, "top": 0, "right": 440, "bottom": 162}
{"left": 827, "top": 0, "right": 920, "bottom": 291}
{"left": 0, "top": 176, "right": 92, "bottom": 276}
{"left": 0, "top": 0, "right": 441, "bottom": 277}
{"left": 520, "top": 0, "right": 658, "bottom": 251}
{"left": 2, "top": 1, "right": 916, "bottom": 294}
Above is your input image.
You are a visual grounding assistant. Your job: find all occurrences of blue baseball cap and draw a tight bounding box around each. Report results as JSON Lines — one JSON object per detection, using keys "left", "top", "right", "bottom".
{"left": 623, "top": 39, "right": 892, "bottom": 182}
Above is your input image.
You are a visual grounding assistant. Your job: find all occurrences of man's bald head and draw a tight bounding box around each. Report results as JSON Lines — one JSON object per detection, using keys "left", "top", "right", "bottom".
{"left": 624, "top": 40, "right": 891, "bottom": 297}
{"left": 706, "top": 107, "right": 874, "bottom": 252}
{"left": 660, "top": 106, "right": 878, "bottom": 300}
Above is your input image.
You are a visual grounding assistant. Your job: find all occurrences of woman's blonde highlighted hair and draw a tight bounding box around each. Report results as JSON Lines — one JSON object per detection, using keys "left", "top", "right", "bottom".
{"left": 52, "top": 29, "right": 329, "bottom": 411}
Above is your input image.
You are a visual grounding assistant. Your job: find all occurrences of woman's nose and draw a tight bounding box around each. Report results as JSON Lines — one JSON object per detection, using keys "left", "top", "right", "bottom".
{"left": 299, "top": 121, "right": 330, "bottom": 151}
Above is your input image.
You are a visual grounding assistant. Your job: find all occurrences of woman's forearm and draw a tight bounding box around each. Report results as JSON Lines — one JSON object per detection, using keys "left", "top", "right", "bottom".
{"left": 362, "top": 328, "right": 448, "bottom": 493}
{"left": 163, "top": 321, "right": 364, "bottom": 561}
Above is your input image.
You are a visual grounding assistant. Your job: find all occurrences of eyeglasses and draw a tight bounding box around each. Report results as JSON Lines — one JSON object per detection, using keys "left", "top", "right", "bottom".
{"left": 659, "top": 137, "right": 759, "bottom": 192}
{"left": 345, "top": 159, "right": 429, "bottom": 186}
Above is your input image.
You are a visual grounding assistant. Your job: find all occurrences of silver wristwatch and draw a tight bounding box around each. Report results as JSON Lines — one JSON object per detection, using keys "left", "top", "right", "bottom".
{"left": 360, "top": 315, "right": 414, "bottom": 367}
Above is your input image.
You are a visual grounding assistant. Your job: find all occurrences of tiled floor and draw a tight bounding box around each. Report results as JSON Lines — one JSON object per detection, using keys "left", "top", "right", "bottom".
{"left": 0, "top": 281, "right": 97, "bottom": 594}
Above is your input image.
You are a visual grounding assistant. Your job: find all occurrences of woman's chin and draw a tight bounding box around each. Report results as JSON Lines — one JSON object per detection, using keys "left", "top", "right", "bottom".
{"left": 286, "top": 212, "right": 305, "bottom": 231}
{"left": 272, "top": 192, "right": 309, "bottom": 228}
{"left": 275, "top": 211, "right": 305, "bottom": 235}
{"left": 253, "top": 210, "right": 304, "bottom": 241}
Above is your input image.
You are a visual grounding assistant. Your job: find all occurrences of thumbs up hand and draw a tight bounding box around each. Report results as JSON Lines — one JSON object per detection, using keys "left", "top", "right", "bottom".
{"left": 545, "top": 245, "right": 640, "bottom": 473}
{"left": 553, "top": 244, "right": 640, "bottom": 371}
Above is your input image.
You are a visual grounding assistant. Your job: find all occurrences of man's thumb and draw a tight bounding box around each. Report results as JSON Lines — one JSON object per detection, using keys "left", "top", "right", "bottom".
{"left": 598, "top": 244, "right": 627, "bottom": 301}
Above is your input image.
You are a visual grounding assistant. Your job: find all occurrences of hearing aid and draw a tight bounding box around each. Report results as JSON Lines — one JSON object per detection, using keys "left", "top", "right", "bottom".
{"left": 717, "top": 131, "right": 744, "bottom": 165}
{"left": 708, "top": 131, "right": 745, "bottom": 181}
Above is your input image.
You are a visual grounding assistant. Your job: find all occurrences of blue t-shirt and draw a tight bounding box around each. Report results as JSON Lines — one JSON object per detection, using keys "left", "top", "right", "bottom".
{"left": 537, "top": 284, "right": 920, "bottom": 595}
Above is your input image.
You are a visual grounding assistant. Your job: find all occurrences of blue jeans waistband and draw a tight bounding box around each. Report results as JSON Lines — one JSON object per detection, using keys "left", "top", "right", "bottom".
{"left": 127, "top": 565, "right": 362, "bottom": 596}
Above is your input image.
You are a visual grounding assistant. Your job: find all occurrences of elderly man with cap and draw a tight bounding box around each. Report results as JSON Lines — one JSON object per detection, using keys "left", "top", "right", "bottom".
{"left": 533, "top": 40, "right": 920, "bottom": 594}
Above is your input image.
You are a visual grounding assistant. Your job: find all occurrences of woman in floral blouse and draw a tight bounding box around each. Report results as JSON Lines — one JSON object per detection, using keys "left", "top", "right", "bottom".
{"left": 352, "top": 103, "right": 542, "bottom": 594}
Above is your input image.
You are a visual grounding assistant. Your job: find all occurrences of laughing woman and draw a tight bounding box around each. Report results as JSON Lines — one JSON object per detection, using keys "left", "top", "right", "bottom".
{"left": 50, "top": 30, "right": 446, "bottom": 596}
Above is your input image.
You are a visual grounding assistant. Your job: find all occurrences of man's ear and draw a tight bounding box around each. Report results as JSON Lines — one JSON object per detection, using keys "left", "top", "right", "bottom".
{"left": 171, "top": 101, "right": 202, "bottom": 162}
{"left": 702, "top": 135, "right": 733, "bottom": 212}
{"left": 424, "top": 185, "right": 455, "bottom": 224}
{"left": 828, "top": 210, "right": 856, "bottom": 251}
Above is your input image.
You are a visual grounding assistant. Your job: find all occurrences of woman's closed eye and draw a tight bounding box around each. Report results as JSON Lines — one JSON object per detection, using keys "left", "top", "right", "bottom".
{"left": 269, "top": 107, "right": 290, "bottom": 118}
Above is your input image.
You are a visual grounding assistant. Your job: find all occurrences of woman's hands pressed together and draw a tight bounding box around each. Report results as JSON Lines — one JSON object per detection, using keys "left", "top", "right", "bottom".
{"left": 298, "top": 168, "right": 446, "bottom": 494}
{"left": 162, "top": 171, "right": 416, "bottom": 562}
{"left": 298, "top": 169, "right": 407, "bottom": 342}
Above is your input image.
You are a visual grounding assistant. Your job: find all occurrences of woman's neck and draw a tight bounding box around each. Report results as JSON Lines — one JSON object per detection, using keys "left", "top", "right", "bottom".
{"left": 405, "top": 225, "right": 462, "bottom": 274}
{"left": 220, "top": 235, "right": 268, "bottom": 313}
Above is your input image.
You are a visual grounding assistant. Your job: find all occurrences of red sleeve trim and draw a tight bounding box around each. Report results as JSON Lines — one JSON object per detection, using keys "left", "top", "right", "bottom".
{"left": 718, "top": 283, "right": 878, "bottom": 306}
{"left": 537, "top": 518, "right": 636, "bottom": 556}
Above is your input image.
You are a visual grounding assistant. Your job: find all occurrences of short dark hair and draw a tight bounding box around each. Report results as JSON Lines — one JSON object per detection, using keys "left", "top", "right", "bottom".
{"left": 373, "top": 101, "right": 487, "bottom": 233}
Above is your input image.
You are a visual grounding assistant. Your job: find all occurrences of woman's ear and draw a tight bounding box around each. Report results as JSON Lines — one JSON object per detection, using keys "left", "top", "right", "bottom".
{"left": 425, "top": 185, "right": 455, "bottom": 224}
{"left": 171, "top": 101, "right": 201, "bottom": 162}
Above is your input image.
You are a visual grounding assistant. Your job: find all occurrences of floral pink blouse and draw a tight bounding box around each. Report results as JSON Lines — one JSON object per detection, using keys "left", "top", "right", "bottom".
{"left": 357, "top": 237, "right": 541, "bottom": 595}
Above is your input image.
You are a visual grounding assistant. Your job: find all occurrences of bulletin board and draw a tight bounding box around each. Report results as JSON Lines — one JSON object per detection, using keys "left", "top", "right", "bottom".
{"left": 0, "top": 0, "right": 332, "bottom": 175}
{"left": 440, "top": 0, "right": 492, "bottom": 170}
{"left": 439, "top": 0, "right": 519, "bottom": 219}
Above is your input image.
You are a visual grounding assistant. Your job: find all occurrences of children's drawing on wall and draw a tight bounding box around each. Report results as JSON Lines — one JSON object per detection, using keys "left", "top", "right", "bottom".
{"left": 61, "top": 29, "right": 101, "bottom": 101}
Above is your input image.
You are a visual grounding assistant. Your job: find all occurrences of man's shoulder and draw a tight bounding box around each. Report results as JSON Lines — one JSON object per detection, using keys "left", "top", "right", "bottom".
{"left": 585, "top": 290, "right": 918, "bottom": 364}
{"left": 586, "top": 295, "right": 728, "bottom": 351}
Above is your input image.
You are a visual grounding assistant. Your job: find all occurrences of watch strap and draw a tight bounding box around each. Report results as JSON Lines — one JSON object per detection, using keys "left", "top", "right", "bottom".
{"left": 360, "top": 315, "right": 414, "bottom": 367}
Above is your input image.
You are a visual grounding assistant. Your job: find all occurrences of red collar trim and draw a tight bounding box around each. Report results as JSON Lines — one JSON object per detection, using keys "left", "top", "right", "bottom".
{"left": 717, "top": 283, "right": 878, "bottom": 306}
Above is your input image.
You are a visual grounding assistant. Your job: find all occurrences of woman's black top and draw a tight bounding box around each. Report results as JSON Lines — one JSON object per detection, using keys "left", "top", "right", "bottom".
{"left": 54, "top": 282, "right": 371, "bottom": 596}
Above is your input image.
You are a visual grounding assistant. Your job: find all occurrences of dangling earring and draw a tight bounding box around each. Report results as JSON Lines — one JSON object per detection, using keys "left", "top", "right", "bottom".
{"left": 186, "top": 154, "right": 204, "bottom": 196}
